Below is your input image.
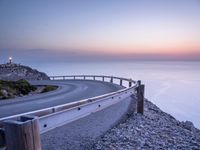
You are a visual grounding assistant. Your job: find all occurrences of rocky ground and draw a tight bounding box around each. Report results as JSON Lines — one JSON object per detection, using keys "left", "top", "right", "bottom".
{"left": 0, "top": 63, "right": 49, "bottom": 81}
{"left": 93, "top": 99, "right": 200, "bottom": 150}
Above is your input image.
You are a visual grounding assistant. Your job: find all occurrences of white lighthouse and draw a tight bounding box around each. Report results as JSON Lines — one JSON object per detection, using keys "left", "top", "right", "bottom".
{"left": 9, "top": 57, "right": 12, "bottom": 64}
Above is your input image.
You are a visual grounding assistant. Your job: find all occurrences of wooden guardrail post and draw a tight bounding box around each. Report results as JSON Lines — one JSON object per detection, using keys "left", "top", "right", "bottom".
{"left": 110, "top": 76, "right": 113, "bottom": 83}
{"left": 120, "top": 79, "right": 122, "bottom": 86}
{"left": 129, "top": 80, "right": 132, "bottom": 87}
{"left": 102, "top": 76, "right": 104, "bottom": 81}
{"left": 0, "top": 128, "right": 5, "bottom": 149}
{"left": 4, "top": 115, "right": 41, "bottom": 150}
{"left": 137, "top": 80, "right": 144, "bottom": 114}
{"left": 137, "top": 80, "right": 141, "bottom": 85}
{"left": 93, "top": 76, "right": 95, "bottom": 80}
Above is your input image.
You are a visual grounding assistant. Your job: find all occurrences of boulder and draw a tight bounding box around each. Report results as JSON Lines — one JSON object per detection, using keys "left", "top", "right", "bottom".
{"left": 181, "top": 121, "right": 195, "bottom": 131}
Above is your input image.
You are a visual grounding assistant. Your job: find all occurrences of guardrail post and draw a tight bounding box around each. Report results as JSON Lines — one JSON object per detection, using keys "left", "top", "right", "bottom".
{"left": 0, "top": 128, "right": 5, "bottom": 149}
{"left": 73, "top": 76, "right": 75, "bottom": 80}
{"left": 102, "top": 76, "right": 104, "bottom": 82}
{"left": 4, "top": 115, "right": 41, "bottom": 150}
{"left": 93, "top": 76, "right": 95, "bottom": 80}
{"left": 63, "top": 76, "right": 65, "bottom": 80}
{"left": 110, "top": 76, "right": 113, "bottom": 83}
{"left": 83, "top": 76, "right": 86, "bottom": 80}
{"left": 137, "top": 80, "right": 144, "bottom": 114}
{"left": 120, "top": 79, "right": 122, "bottom": 86}
{"left": 129, "top": 80, "right": 132, "bottom": 87}
{"left": 137, "top": 80, "right": 141, "bottom": 86}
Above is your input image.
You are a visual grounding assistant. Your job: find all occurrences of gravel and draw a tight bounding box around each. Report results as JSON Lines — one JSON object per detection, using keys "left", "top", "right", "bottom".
{"left": 93, "top": 99, "right": 200, "bottom": 150}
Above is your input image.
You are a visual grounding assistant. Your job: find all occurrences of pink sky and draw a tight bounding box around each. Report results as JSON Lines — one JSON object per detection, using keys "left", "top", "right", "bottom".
{"left": 0, "top": 0, "right": 200, "bottom": 61}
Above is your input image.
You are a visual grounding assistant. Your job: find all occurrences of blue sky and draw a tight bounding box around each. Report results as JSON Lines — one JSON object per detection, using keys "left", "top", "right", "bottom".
{"left": 0, "top": 0, "right": 200, "bottom": 63}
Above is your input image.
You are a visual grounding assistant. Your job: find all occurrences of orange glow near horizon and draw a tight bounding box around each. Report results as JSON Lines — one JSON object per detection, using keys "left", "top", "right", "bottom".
{"left": 0, "top": 0, "right": 200, "bottom": 60}
{"left": 61, "top": 39, "right": 200, "bottom": 56}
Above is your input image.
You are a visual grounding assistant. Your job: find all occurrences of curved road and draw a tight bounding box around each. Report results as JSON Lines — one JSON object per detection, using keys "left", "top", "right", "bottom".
{"left": 0, "top": 79, "right": 135, "bottom": 149}
{"left": 0, "top": 80, "right": 123, "bottom": 118}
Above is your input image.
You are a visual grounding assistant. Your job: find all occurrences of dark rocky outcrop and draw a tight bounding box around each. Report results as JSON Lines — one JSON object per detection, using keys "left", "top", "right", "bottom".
{"left": 0, "top": 63, "right": 49, "bottom": 81}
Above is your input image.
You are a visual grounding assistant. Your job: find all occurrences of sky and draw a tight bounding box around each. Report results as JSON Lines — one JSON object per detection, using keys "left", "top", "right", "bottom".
{"left": 0, "top": 0, "right": 200, "bottom": 63}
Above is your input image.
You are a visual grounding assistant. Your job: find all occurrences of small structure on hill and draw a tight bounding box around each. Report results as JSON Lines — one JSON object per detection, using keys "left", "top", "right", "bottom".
{"left": 0, "top": 60, "right": 50, "bottom": 81}
{"left": 9, "top": 57, "right": 12, "bottom": 64}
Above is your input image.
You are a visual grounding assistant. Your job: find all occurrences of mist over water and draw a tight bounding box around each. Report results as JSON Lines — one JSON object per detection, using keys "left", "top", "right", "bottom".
{"left": 30, "top": 61, "right": 200, "bottom": 128}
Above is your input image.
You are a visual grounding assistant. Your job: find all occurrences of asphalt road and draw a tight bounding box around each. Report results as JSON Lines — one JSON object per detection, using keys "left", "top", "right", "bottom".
{"left": 0, "top": 80, "right": 124, "bottom": 118}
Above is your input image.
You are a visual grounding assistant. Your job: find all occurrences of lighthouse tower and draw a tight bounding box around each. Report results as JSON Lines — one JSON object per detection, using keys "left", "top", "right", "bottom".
{"left": 9, "top": 57, "right": 12, "bottom": 64}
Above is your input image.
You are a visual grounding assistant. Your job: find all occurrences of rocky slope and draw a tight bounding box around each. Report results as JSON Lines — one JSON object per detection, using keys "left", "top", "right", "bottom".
{"left": 93, "top": 100, "right": 200, "bottom": 150}
{"left": 0, "top": 63, "right": 49, "bottom": 81}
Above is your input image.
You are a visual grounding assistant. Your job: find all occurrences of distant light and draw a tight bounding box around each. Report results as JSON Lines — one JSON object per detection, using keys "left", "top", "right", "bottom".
{"left": 9, "top": 57, "right": 12, "bottom": 63}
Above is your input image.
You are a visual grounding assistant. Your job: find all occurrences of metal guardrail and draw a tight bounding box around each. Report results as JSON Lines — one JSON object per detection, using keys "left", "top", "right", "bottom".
{"left": 0, "top": 75, "right": 144, "bottom": 150}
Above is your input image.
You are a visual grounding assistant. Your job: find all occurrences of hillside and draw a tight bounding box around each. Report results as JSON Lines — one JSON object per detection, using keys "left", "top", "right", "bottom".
{"left": 0, "top": 79, "right": 36, "bottom": 99}
{"left": 0, "top": 63, "right": 49, "bottom": 81}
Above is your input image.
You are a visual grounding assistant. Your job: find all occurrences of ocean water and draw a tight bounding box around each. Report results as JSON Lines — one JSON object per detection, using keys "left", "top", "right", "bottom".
{"left": 30, "top": 61, "right": 200, "bottom": 129}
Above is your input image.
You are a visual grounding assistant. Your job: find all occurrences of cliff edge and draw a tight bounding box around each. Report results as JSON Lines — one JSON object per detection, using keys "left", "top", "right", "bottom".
{"left": 94, "top": 99, "right": 200, "bottom": 149}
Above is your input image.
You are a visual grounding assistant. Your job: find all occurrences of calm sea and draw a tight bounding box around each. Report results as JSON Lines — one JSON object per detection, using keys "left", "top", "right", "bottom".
{"left": 30, "top": 61, "right": 200, "bottom": 129}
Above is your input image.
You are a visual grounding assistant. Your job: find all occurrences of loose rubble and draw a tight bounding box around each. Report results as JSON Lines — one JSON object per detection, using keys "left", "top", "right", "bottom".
{"left": 93, "top": 100, "right": 200, "bottom": 150}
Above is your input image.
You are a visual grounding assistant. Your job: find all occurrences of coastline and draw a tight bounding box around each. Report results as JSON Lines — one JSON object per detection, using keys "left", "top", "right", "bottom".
{"left": 93, "top": 99, "right": 200, "bottom": 149}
